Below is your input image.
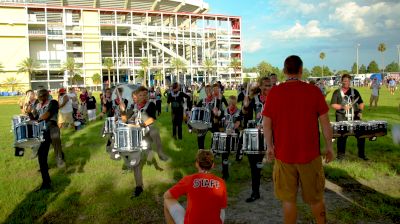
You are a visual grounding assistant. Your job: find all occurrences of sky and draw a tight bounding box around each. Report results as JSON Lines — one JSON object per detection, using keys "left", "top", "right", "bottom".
{"left": 208, "top": 0, "right": 400, "bottom": 71}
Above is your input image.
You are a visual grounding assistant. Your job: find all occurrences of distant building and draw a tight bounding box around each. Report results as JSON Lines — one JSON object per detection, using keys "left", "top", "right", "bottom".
{"left": 0, "top": 0, "right": 242, "bottom": 90}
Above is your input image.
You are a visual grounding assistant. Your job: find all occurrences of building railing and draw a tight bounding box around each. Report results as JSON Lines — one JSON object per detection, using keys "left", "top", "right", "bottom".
{"left": 29, "top": 29, "right": 45, "bottom": 35}
{"left": 0, "top": 0, "right": 47, "bottom": 4}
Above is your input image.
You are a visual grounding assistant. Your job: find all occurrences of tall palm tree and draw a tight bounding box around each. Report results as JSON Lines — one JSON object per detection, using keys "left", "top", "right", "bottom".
{"left": 319, "top": 52, "right": 326, "bottom": 77}
{"left": 18, "top": 58, "right": 38, "bottom": 89}
{"left": 92, "top": 73, "right": 101, "bottom": 91}
{"left": 171, "top": 57, "right": 186, "bottom": 83}
{"left": 140, "top": 58, "right": 150, "bottom": 86}
{"left": 62, "top": 57, "right": 79, "bottom": 87}
{"left": 103, "top": 58, "right": 113, "bottom": 88}
{"left": 230, "top": 57, "right": 241, "bottom": 83}
{"left": 378, "top": 43, "right": 386, "bottom": 73}
{"left": 4, "top": 77, "right": 18, "bottom": 92}
{"left": 203, "top": 57, "right": 215, "bottom": 84}
{"left": 154, "top": 70, "right": 163, "bottom": 87}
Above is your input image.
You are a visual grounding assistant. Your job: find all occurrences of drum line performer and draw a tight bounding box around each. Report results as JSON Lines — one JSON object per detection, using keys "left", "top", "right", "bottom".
{"left": 120, "top": 86, "right": 167, "bottom": 197}
{"left": 32, "top": 89, "right": 65, "bottom": 190}
{"left": 242, "top": 76, "right": 272, "bottom": 202}
{"left": 331, "top": 74, "right": 367, "bottom": 161}
{"left": 195, "top": 84, "right": 223, "bottom": 150}
{"left": 167, "top": 82, "right": 191, "bottom": 140}
{"left": 220, "top": 95, "right": 242, "bottom": 180}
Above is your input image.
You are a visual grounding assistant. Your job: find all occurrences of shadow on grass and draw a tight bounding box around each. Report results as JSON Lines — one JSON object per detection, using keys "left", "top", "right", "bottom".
{"left": 3, "top": 120, "right": 106, "bottom": 224}
{"left": 324, "top": 166, "right": 400, "bottom": 223}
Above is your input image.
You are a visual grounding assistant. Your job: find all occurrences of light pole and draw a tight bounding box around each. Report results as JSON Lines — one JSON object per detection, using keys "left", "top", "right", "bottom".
{"left": 356, "top": 43, "right": 360, "bottom": 75}
{"left": 397, "top": 45, "right": 400, "bottom": 72}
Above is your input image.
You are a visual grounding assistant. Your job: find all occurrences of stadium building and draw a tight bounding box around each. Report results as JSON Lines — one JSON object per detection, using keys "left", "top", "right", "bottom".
{"left": 0, "top": 0, "right": 242, "bottom": 90}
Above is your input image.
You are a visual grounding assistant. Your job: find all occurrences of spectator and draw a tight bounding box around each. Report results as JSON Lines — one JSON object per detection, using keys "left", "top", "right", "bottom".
{"left": 58, "top": 88, "right": 73, "bottom": 128}
{"left": 369, "top": 78, "right": 380, "bottom": 109}
{"left": 87, "top": 91, "right": 97, "bottom": 121}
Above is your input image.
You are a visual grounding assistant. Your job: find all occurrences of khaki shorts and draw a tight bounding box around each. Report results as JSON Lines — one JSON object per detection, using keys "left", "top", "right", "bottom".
{"left": 58, "top": 112, "right": 74, "bottom": 125}
{"left": 273, "top": 156, "right": 325, "bottom": 204}
{"left": 370, "top": 95, "right": 379, "bottom": 102}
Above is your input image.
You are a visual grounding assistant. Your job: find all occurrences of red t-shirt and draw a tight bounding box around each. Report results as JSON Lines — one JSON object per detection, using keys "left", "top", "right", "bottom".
{"left": 262, "top": 81, "right": 329, "bottom": 164}
{"left": 169, "top": 173, "right": 227, "bottom": 224}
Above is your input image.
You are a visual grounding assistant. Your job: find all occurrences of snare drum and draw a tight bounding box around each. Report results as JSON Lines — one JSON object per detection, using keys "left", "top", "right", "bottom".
{"left": 368, "top": 120, "right": 388, "bottom": 137}
{"left": 242, "top": 128, "right": 266, "bottom": 155}
{"left": 114, "top": 125, "right": 147, "bottom": 152}
{"left": 14, "top": 120, "right": 44, "bottom": 148}
{"left": 103, "top": 117, "right": 116, "bottom": 136}
{"left": 331, "top": 121, "right": 353, "bottom": 138}
{"left": 188, "top": 107, "right": 211, "bottom": 130}
{"left": 12, "top": 115, "right": 29, "bottom": 128}
{"left": 211, "top": 132, "right": 239, "bottom": 154}
{"left": 352, "top": 121, "right": 371, "bottom": 138}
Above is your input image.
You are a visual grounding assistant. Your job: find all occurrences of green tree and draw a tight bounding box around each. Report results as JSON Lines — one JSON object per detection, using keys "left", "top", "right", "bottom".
{"left": 367, "top": 60, "right": 380, "bottom": 73}
{"left": 71, "top": 74, "right": 83, "bottom": 86}
{"left": 230, "top": 57, "right": 241, "bottom": 82}
{"left": 18, "top": 57, "right": 38, "bottom": 89}
{"left": 3, "top": 77, "right": 18, "bottom": 92}
{"left": 385, "top": 61, "right": 399, "bottom": 72}
{"left": 337, "top": 70, "right": 350, "bottom": 75}
{"left": 351, "top": 62, "right": 358, "bottom": 74}
{"left": 171, "top": 57, "right": 185, "bottom": 83}
{"left": 140, "top": 58, "right": 150, "bottom": 87}
{"left": 311, "top": 66, "right": 322, "bottom": 76}
{"left": 203, "top": 57, "right": 215, "bottom": 84}
{"left": 135, "top": 70, "right": 145, "bottom": 82}
{"left": 243, "top": 67, "right": 257, "bottom": 73}
{"left": 62, "top": 57, "right": 80, "bottom": 87}
{"left": 154, "top": 70, "right": 163, "bottom": 86}
{"left": 243, "top": 73, "right": 250, "bottom": 83}
{"left": 319, "top": 52, "right": 326, "bottom": 77}
{"left": 377, "top": 43, "right": 386, "bottom": 72}
{"left": 359, "top": 64, "right": 367, "bottom": 73}
{"left": 257, "top": 61, "right": 273, "bottom": 76}
{"left": 103, "top": 58, "right": 113, "bottom": 88}
{"left": 302, "top": 67, "right": 311, "bottom": 80}
{"left": 92, "top": 73, "right": 101, "bottom": 91}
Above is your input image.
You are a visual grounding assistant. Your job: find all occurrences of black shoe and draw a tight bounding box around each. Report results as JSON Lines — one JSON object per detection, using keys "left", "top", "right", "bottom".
{"left": 337, "top": 154, "right": 345, "bottom": 161}
{"left": 132, "top": 186, "right": 143, "bottom": 198}
{"left": 245, "top": 194, "right": 260, "bottom": 203}
{"left": 359, "top": 156, "right": 369, "bottom": 161}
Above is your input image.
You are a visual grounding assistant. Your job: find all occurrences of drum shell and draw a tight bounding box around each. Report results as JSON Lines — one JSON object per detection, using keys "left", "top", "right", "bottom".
{"left": 242, "top": 128, "right": 266, "bottom": 154}
{"left": 114, "top": 126, "right": 146, "bottom": 152}
{"left": 14, "top": 121, "right": 44, "bottom": 148}
{"left": 188, "top": 107, "right": 211, "bottom": 130}
{"left": 331, "top": 121, "right": 352, "bottom": 138}
{"left": 211, "top": 132, "right": 238, "bottom": 154}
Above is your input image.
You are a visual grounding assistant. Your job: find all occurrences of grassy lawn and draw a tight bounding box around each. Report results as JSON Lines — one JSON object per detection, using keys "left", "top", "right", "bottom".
{"left": 0, "top": 86, "right": 399, "bottom": 223}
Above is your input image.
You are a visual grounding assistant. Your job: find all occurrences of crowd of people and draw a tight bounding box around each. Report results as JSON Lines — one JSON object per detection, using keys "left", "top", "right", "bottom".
{"left": 13, "top": 54, "right": 390, "bottom": 224}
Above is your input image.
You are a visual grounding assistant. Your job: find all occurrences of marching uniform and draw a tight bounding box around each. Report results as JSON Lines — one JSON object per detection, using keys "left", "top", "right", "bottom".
{"left": 242, "top": 93, "right": 266, "bottom": 201}
{"left": 33, "top": 97, "right": 64, "bottom": 189}
{"left": 196, "top": 95, "right": 224, "bottom": 149}
{"left": 331, "top": 87, "right": 366, "bottom": 159}
{"left": 220, "top": 105, "right": 242, "bottom": 180}
{"left": 167, "top": 91, "right": 190, "bottom": 140}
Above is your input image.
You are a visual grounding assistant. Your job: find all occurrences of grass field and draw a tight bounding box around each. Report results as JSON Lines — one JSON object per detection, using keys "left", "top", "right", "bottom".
{"left": 0, "top": 86, "right": 399, "bottom": 224}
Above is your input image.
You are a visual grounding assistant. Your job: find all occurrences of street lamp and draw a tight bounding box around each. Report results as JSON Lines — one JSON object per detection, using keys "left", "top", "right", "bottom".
{"left": 356, "top": 43, "right": 360, "bottom": 75}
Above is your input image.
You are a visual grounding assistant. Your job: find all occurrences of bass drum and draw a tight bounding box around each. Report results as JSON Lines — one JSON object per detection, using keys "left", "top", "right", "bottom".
{"left": 111, "top": 84, "right": 140, "bottom": 109}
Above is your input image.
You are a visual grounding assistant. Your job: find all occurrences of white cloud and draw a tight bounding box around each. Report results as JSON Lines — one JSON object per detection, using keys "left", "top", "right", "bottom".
{"left": 243, "top": 39, "right": 263, "bottom": 53}
{"left": 270, "top": 20, "right": 334, "bottom": 40}
{"left": 281, "top": 0, "right": 316, "bottom": 14}
{"left": 329, "top": 1, "right": 400, "bottom": 36}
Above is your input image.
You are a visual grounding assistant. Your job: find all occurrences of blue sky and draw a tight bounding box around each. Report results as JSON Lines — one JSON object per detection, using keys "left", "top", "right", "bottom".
{"left": 209, "top": 0, "right": 400, "bottom": 71}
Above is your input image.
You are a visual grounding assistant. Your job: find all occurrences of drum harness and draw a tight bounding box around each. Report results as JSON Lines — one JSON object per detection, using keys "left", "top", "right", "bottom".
{"left": 340, "top": 88, "right": 359, "bottom": 121}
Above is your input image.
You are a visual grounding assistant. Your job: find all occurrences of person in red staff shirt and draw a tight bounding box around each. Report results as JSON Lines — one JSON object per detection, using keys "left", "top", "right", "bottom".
{"left": 164, "top": 150, "right": 227, "bottom": 224}
{"left": 263, "top": 55, "right": 334, "bottom": 224}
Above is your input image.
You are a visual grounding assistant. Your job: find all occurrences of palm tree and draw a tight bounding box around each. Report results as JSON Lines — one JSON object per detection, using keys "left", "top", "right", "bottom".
{"left": 0, "top": 62, "right": 4, "bottom": 72}
{"left": 378, "top": 43, "right": 386, "bottom": 73}
{"left": 140, "top": 58, "right": 150, "bottom": 86}
{"left": 230, "top": 57, "right": 241, "bottom": 83}
{"left": 62, "top": 57, "right": 79, "bottom": 87}
{"left": 154, "top": 70, "right": 163, "bottom": 87}
{"left": 103, "top": 58, "right": 113, "bottom": 88}
{"left": 171, "top": 57, "right": 186, "bottom": 83}
{"left": 18, "top": 58, "right": 38, "bottom": 89}
{"left": 203, "top": 58, "right": 215, "bottom": 84}
{"left": 319, "top": 52, "right": 326, "bottom": 77}
{"left": 3, "top": 77, "right": 18, "bottom": 92}
{"left": 92, "top": 73, "right": 101, "bottom": 91}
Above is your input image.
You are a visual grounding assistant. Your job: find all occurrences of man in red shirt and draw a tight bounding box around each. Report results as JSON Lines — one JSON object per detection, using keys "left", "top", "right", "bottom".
{"left": 262, "top": 55, "right": 334, "bottom": 224}
{"left": 164, "top": 150, "right": 227, "bottom": 224}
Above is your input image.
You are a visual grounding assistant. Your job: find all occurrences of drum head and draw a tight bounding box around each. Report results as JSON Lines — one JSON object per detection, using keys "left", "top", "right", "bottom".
{"left": 111, "top": 84, "right": 140, "bottom": 109}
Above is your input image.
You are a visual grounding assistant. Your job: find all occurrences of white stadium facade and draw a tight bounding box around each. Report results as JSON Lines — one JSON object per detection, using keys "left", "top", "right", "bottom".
{"left": 0, "top": 0, "right": 242, "bottom": 89}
